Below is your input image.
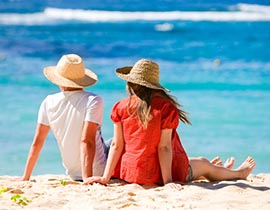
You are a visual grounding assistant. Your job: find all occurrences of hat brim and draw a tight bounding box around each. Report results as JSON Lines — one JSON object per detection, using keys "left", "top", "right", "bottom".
{"left": 115, "top": 66, "right": 168, "bottom": 91}
{"left": 44, "top": 66, "right": 98, "bottom": 88}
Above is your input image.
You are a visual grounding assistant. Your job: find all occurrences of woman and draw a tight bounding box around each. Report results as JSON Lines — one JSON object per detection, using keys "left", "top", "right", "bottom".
{"left": 84, "top": 59, "right": 256, "bottom": 189}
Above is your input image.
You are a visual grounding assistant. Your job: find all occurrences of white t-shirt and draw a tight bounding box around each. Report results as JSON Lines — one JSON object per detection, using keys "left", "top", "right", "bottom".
{"left": 38, "top": 90, "right": 106, "bottom": 180}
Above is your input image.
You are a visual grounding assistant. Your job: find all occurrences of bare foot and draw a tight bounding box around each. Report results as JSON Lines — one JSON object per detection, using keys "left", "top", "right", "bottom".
{"left": 224, "top": 157, "right": 235, "bottom": 169}
{"left": 211, "top": 156, "right": 222, "bottom": 166}
{"left": 236, "top": 156, "right": 256, "bottom": 179}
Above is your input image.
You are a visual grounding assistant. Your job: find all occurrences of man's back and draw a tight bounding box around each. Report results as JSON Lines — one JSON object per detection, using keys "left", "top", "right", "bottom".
{"left": 38, "top": 90, "right": 106, "bottom": 180}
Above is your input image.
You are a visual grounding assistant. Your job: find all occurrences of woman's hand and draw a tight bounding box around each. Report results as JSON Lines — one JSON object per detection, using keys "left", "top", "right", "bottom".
{"left": 164, "top": 182, "right": 183, "bottom": 191}
{"left": 83, "top": 176, "right": 108, "bottom": 185}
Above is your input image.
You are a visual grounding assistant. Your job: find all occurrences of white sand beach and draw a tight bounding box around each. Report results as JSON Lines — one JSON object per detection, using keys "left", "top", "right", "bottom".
{"left": 0, "top": 174, "right": 269, "bottom": 210}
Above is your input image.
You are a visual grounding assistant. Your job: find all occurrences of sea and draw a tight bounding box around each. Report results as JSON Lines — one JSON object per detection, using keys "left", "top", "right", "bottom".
{"left": 0, "top": 0, "right": 269, "bottom": 176}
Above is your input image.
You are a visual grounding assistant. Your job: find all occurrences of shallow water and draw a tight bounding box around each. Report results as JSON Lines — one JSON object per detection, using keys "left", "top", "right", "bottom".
{"left": 0, "top": 0, "right": 269, "bottom": 175}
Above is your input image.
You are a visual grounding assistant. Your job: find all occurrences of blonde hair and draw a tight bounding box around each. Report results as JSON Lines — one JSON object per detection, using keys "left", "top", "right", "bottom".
{"left": 126, "top": 82, "right": 191, "bottom": 128}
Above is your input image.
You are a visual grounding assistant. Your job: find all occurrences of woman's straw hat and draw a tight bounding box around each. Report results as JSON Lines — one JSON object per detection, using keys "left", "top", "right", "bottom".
{"left": 43, "top": 54, "right": 97, "bottom": 88}
{"left": 115, "top": 59, "right": 168, "bottom": 91}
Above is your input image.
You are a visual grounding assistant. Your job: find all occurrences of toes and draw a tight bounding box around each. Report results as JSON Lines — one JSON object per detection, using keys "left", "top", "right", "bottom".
{"left": 211, "top": 156, "right": 221, "bottom": 164}
{"left": 224, "top": 157, "right": 235, "bottom": 169}
{"left": 247, "top": 157, "right": 256, "bottom": 167}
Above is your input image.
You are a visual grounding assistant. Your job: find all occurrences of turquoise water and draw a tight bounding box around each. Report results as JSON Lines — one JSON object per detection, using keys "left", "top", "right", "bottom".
{"left": 0, "top": 1, "right": 270, "bottom": 175}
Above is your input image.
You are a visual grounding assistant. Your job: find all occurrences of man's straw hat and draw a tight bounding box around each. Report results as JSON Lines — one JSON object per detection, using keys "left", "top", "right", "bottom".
{"left": 43, "top": 54, "right": 97, "bottom": 88}
{"left": 115, "top": 59, "right": 168, "bottom": 91}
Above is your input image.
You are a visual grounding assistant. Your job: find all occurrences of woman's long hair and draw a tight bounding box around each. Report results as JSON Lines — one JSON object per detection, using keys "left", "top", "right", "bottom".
{"left": 126, "top": 82, "right": 191, "bottom": 128}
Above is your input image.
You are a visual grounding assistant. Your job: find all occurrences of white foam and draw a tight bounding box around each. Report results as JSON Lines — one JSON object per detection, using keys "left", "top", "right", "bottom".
{"left": 43, "top": 7, "right": 270, "bottom": 22}
{"left": 0, "top": 12, "right": 54, "bottom": 25}
{"left": 1, "top": 4, "right": 270, "bottom": 25}
{"left": 237, "top": 3, "right": 270, "bottom": 13}
{"left": 155, "top": 23, "right": 174, "bottom": 31}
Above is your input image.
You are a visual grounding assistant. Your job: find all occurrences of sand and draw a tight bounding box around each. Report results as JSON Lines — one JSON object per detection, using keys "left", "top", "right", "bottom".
{"left": 0, "top": 174, "right": 269, "bottom": 210}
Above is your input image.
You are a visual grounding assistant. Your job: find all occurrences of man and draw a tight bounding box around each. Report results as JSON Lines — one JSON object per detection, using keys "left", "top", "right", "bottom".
{"left": 20, "top": 54, "right": 106, "bottom": 182}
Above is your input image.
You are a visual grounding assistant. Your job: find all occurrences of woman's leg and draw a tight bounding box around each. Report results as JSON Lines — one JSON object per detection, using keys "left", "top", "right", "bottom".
{"left": 189, "top": 156, "right": 256, "bottom": 182}
{"left": 196, "top": 156, "right": 235, "bottom": 181}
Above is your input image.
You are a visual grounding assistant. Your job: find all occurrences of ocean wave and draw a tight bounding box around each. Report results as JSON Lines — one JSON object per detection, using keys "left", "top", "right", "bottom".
{"left": 154, "top": 23, "right": 174, "bottom": 31}
{"left": 0, "top": 4, "right": 270, "bottom": 25}
{"left": 236, "top": 3, "right": 270, "bottom": 13}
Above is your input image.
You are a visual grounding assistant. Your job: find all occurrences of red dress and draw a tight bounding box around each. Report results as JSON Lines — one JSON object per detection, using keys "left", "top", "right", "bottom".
{"left": 111, "top": 95, "right": 189, "bottom": 185}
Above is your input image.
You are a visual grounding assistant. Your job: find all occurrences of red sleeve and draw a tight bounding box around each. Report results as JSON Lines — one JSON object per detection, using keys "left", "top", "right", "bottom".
{"left": 110, "top": 101, "right": 122, "bottom": 123}
{"left": 161, "top": 102, "right": 179, "bottom": 129}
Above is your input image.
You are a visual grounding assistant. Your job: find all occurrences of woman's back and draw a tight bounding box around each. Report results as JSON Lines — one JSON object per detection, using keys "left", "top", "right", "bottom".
{"left": 111, "top": 95, "right": 189, "bottom": 184}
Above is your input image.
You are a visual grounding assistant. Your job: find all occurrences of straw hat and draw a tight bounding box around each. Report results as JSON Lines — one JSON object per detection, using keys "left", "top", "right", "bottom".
{"left": 43, "top": 54, "right": 97, "bottom": 88}
{"left": 115, "top": 59, "right": 168, "bottom": 91}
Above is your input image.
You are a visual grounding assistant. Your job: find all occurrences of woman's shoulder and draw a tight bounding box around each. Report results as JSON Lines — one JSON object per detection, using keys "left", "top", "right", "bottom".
{"left": 152, "top": 95, "right": 175, "bottom": 107}
{"left": 112, "top": 97, "right": 130, "bottom": 111}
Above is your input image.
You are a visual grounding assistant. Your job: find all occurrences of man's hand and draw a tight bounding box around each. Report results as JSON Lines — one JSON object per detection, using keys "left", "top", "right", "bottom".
{"left": 11, "top": 176, "right": 29, "bottom": 181}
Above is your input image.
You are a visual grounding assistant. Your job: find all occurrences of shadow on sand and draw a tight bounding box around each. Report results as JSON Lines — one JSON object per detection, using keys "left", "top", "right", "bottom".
{"left": 188, "top": 179, "right": 270, "bottom": 191}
